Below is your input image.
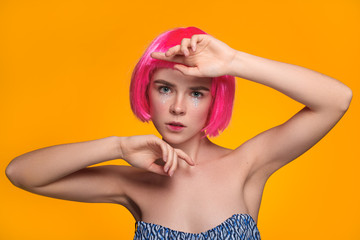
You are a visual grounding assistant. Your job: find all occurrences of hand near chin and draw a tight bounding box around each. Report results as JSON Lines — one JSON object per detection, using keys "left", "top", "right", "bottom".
{"left": 150, "top": 34, "right": 237, "bottom": 78}
{"left": 119, "top": 135, "right": 194, "bottom": 176}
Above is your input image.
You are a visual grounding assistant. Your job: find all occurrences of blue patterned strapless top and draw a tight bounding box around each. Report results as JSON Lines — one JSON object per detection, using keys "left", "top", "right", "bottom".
{"left": 134, "top": 213, "right": 261, "bottom": 239}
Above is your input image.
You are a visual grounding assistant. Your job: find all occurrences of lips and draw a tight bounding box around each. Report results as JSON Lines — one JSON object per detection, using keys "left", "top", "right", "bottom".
{"left": 166, "top": 121, "right": 186, "bottom": 127}
{"left": 166, "top": 122, "right": 186, "bottom": 132}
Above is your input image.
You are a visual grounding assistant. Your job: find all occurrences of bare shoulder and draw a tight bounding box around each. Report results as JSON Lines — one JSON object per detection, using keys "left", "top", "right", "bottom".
{"left": 226, "top": 138, "right": 267, "bottom": 180}
{"left": 224, "top": 142, "right": 254, "bottom": 175}
{"left": 206, "top": 141, "right": 233, "bottom": 158}
{"left": 208, "top": 142, "right": 260, "bottom": 186}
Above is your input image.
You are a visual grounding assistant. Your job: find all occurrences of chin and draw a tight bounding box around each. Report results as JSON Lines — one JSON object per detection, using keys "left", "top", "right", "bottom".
{"left": 161, "top": 134, "right": 188, "bottom": 145}
{"left": 161, "top": 131, "right": 203, "bottom": 146}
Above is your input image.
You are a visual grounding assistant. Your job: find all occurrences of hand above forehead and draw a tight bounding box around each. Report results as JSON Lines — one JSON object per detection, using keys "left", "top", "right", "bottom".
{"left": 150, "top": 34, "right": 237, "bottom": 78}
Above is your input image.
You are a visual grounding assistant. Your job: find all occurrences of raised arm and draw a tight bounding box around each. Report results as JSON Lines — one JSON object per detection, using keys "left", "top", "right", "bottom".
{"left": 150, "top": 34, "right": 353, "bottom": 181}
{"left": 228, "top": 51, "right": 352, "bottom": 180}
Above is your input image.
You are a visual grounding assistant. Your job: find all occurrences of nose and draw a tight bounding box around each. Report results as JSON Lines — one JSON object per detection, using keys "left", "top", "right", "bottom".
{"left": 169, "top": 95, "right": 186, "bottom": 115}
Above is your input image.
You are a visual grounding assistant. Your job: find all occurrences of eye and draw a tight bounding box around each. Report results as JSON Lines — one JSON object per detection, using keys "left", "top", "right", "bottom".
{"left": 191, "top": 91, "right": 203, "bottom": 98}
{"left": 158, "top": 86, "right": 171, "bottom": 94}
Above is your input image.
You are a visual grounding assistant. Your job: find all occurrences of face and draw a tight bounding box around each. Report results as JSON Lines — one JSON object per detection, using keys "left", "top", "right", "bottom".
{"left": 148, "top": 68, "right": 213, "bottom": 145}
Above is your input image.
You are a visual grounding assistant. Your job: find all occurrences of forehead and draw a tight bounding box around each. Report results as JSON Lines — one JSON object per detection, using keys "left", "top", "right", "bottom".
{"left": 151, "top": 68, "right": 212, "bottom": 87}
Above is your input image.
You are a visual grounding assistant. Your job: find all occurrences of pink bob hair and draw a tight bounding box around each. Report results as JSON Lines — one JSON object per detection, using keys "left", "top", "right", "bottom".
{"left": 130, "top": 26, "right": 236, "bottom": 138}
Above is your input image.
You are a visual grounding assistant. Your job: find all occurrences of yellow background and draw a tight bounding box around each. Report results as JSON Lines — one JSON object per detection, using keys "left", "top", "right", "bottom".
{"left": 1, "top": 0, "right": 359, "bottom": 239}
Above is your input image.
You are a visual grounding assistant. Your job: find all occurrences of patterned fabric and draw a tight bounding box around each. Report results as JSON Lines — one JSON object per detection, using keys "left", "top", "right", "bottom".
{"left": 133, "top": 213, "right": 261, "bottom": 240}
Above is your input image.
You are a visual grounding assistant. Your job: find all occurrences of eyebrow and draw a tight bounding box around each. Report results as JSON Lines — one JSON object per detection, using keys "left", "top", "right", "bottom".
{"left": 153, "top": 79, "right": 210, "bottom": 91}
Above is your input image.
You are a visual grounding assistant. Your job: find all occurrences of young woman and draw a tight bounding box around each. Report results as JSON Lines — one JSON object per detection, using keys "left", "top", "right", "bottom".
{"left": 5, "top": 26, "right": 352, "bottom": 239}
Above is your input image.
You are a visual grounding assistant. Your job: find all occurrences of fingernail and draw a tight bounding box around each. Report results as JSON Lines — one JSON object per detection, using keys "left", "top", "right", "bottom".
{"left": 164, "top": 166, "right": 169, "bottom": 172}
{"left": 192, "top": 46, "right": 195, "bottom": 52}
{"left": 169, "top": 170, "right": 173, "bottom": 177}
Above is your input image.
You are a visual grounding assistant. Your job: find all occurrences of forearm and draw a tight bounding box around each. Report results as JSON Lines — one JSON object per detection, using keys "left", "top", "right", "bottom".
{"left": 228, "top": 51, "right": 352, "bottom": 111}
{"left": 6, "top": 136, "right": 123, "bottom": 188}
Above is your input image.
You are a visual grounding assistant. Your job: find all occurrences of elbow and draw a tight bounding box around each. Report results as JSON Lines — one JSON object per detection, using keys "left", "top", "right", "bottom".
{"left": 5, "top": 164, "right": 19, "bottom": 187}
{"left": 5, "top": 162, "right": 25, "bottom": 188}
{"left": 340, "top": 87, "right": 353, "bottom": 112}
{"left": 330, "top": 86, "right": 353, "bottom": 113}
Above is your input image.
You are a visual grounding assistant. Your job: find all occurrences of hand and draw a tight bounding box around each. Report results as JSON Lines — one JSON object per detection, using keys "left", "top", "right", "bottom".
{"left": 119, "top": 135, "right": 194, "bottom": 176}
{"left": 150, "top": 34, "right": 237, "bottom": 78}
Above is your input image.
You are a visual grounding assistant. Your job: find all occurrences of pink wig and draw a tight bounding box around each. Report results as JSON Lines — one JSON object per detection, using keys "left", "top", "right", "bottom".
{"left": 130, "top": 26, "right": 236, "bottom": 138}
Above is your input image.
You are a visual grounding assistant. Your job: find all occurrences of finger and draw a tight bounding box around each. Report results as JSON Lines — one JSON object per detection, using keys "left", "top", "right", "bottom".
{"left": 151, "top": 50, "right": 185, "bottom": 65}
{"left": 165, "top": 45, "right": 181, "bottom": 57}
{"left": 161, "top": 143, "right": 168, "bottom": 162}
{"left": 181, "top": 38, "right": 191, "bottom": 56}
{"left": 168, "top": 150, "right": 178, "bottom": 177}
{"left": 154, "top": 138, "right": 168, "bottom": 162}
{"left": 151, "top": 136, "right": 168, "bottom": 163}
{"left": 190, "top": 35, "right": 198, "bottom": 52}
{"left": 164, "top": 145, "right": 173, "bottom": 173}
{"left": 150, "top": 51, "right": 166, "bottom": 61}
{"left": 151, "top": 48, "right": 183, "bottom": 60}
{"left": 175, "top": 148, "right": 195, "bottom": 166}
{"left": 174, "top": 64, "right": 201, "bottom": 77}
{"left": 148, "top": 163, "right": 169, "bottom": 176}
{"left": 195, "top": 34, "right": 206, "bottom": 43}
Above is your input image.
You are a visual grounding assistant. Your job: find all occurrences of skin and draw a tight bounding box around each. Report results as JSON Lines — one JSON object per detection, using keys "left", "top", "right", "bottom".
{"left": 115, "top": 35, "right": 351, "bottom": 232}
{"left": 148, "top": 68, "right": 213, "bottom": 168}
{"left": 118, "top": 68, "right": 260, "bottom": 232}
{"left": 6, "top": 33, "right": 352, "bottom": 234}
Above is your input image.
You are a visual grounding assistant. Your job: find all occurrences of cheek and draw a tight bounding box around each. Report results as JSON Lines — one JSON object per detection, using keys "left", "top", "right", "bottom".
{"left": 160, "top": 94, "right": 171, "bottom": 104}
{"left": 190, "top": 100, "right": 211, "bottom": 121}
{"left": 149, "top": 94, "right": 169, "bottom": 116}
{"left": 192, "top": 96, "right": 212, "bottom": 111}
{"left": 200, "top": 99, "right": 213, "bottom": 124}
{"left": 191, "top": 98, "right": 200, "bottom": 108}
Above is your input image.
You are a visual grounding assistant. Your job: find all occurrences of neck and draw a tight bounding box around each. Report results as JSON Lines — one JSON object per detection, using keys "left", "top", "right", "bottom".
{"left": 162, "top": 133, "right": 213, "bottom": 166}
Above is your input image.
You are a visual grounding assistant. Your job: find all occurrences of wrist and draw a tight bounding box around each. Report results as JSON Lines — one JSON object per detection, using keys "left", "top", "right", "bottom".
{"left": 227, "top": 50, "right": 246, "bottom": 78}
{"left": 112, "top": 136, "right": 126, "bottom": 160}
